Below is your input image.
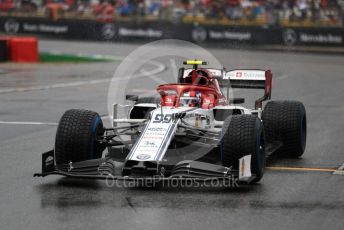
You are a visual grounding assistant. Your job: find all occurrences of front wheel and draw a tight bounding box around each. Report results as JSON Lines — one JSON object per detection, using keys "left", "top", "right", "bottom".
{"left": 55, "top": 109, "right": 105, "bottom": 166}
{"left": 221, "top": 115, "right": 265, "bottom": 183}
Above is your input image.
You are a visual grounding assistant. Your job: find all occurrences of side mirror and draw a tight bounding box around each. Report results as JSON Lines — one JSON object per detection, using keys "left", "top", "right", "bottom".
{"left": 125, "top": 94, "right": 139, "bottom": 102}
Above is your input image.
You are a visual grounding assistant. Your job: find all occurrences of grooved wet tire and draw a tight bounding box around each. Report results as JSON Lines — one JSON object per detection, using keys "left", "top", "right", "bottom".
{"left": 262, "top": 101, "right": 307, "bottom": 158}
{"left": 221, "top": 115, "right": 265, "bottom": 183}
{"left": 55, "top": 109, "right": 104, "bottom": 165}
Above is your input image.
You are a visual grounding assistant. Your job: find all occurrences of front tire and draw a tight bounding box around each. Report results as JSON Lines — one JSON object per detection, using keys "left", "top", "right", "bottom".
{"left": 221, "top": 115, "right": 265, "bottom": 183}
{"left": 55, "top": 109, "right": 104, "bottom": 166}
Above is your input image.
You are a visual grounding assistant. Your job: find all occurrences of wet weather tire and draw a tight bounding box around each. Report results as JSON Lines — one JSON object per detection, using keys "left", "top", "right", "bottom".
{"left": 262, "top": 101, "right": 307, "bottom": 158}
{"left": 221, "top": 115, "right": 265, "bottom": 183}
{"left": 55, "top": 109, "right": 104, "bottom": 166}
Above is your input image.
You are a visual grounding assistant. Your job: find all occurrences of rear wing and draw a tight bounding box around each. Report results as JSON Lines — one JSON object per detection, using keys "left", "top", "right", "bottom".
{"left": 223, "top": 69, "right": 273, "bottom": 109}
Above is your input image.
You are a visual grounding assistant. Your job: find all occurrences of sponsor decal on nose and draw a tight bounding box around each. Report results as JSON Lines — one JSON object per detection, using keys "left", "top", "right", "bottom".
{"left": 136, "top": 154, "right": 151, "bottom": 160}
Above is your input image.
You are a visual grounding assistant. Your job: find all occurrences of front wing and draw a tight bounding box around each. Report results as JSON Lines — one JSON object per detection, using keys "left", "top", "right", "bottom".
{"left": 34, "top": 150, "right": 256, "bottom": 184}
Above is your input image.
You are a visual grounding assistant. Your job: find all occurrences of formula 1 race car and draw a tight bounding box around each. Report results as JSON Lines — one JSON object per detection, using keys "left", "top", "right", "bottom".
{"left": 35, "top": 60, "right": 307, "bottom": 184}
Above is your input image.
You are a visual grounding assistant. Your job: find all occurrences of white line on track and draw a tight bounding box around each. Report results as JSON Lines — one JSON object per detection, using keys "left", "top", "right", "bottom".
{"left": 0, "top": 79, "right": 111, "bottom": 94}
{"left": 333, "top": 163, "right": 344, "bottom": 175}
{"left": 0, "top": 59, "right": 166, "bottom": 94}
{"left": 0, "top": 115, "right": 109, "bottom": 126}
{"left": 0, "top": 121, "right": 58, "bottom": 126}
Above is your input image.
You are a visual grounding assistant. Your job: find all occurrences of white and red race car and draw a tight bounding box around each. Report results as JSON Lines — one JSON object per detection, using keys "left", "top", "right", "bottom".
{"left": 35, "top": 60, "right": 307, "bottom": 185}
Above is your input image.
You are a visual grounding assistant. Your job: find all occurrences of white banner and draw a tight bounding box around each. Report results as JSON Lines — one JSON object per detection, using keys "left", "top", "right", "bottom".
{"left": 128, "top": 110, "right": 176, "bottom": 161}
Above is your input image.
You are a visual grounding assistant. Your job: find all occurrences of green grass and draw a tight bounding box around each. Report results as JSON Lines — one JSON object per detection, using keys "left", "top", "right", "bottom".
{"left": 39, "top": 53, "right": 116, "bottom": 63}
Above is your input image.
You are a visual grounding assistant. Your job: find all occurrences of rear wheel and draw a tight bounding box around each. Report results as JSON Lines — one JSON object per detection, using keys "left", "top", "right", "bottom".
{"left": 221, "top": 115, "right": 265, "bottom": 183}
{"left": 55, "top": 109, "right": 105, "bottom": 166}
{"left": 262, "top": 101, "right": 307, "bottom": 158}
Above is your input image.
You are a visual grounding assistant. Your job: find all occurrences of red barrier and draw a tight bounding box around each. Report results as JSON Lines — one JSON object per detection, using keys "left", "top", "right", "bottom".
{"left": 8, "top": 37, "right": 38, "bottom": 63}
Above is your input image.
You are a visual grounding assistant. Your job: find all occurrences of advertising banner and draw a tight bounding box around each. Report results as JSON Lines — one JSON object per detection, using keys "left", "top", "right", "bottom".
{"left": 0, "top": 17, "right": 343, "bottom": 47}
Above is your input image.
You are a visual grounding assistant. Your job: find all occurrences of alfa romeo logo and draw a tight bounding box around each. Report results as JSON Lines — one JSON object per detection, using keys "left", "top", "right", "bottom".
{"left": 136, "top": 154, "right": 151, "bottom": 160}
{"left": 4, "top": 19, "right": 19, "bottom": 34}
{"left": 101, "top": 23, "right": 116, "bottom": 40}
{"left": 192, "top": 27, "right": 207, "bottom": 43}
{"left": 283, "top": 29, "right": 297, "bottom": 46}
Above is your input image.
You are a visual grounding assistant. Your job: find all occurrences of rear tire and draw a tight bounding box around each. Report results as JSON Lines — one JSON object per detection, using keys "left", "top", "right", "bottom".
{"left": 262, "top": 101, "right": 307, "bottom": 158}
{"left": 55, "top": 109, "right": 104, "bottom": 166}
{"left": 221, "top": 115, "right": 265, "bottom": 183}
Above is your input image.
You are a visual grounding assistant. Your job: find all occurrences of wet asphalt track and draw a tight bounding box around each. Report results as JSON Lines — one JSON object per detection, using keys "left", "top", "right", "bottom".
{"left": 0, "top": 39, "right": 344, "bottom": 230}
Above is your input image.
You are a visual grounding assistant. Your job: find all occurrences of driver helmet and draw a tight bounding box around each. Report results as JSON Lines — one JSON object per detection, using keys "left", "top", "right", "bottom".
{"left": 179, "top": 96, "right": 201, "bottom": 107}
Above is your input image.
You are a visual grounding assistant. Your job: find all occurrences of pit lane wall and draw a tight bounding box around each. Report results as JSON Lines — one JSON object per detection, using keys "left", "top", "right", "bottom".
{"left": 0, "top": 17, "right": 343, "bottom": 47}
